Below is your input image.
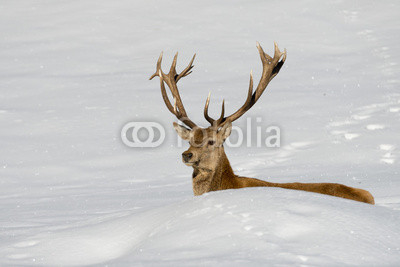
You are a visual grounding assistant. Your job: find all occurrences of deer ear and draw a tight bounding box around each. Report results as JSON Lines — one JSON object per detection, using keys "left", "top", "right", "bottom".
{"left": 173, "top": 122, "right": 191, "bottom": 140}
{"left": 218, "top": 121, "right": 232, "bottom": 140}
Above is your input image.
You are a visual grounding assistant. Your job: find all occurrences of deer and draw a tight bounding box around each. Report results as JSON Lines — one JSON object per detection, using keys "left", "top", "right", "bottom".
{"left": 149, "top": 42, "right": 375, "bottom": 205}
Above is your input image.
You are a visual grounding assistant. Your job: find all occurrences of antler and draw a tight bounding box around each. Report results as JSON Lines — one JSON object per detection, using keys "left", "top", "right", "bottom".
{"left": 205, "top": 42, "right": 286, "bottom": 127}
{"left": 149, "top": 52, "right": 197, "bottom": 129}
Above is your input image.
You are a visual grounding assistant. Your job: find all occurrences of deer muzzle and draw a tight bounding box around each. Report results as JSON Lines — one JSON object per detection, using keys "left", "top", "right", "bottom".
{"left": 182, "top": 151, "right": 193, "bottom": 163}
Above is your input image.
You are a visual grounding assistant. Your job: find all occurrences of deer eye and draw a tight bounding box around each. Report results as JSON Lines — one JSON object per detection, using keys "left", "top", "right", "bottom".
{"left": 208, "top": 140, "right": 215, "bottom": 146}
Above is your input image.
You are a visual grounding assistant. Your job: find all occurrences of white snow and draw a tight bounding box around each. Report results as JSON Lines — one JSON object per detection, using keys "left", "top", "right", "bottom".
{"left": 1, "top": 0, "right": 400, "bottom": 266}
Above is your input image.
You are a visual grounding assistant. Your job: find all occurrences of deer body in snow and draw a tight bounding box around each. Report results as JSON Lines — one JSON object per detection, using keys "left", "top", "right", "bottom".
{"left": 149, "top": 42, "right": 375, "bottom": 205}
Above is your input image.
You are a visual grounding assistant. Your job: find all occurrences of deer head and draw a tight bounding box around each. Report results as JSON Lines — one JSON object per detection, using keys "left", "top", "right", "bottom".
{"left": 172, "top": 121, "right": 233, "bottom": 171}
{"left": 149, "top": 42, "right": 286, "bottom": 173}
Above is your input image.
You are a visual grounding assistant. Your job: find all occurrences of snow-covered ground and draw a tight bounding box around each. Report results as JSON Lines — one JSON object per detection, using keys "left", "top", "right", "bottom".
{"left": 0, "top": 0, "right": 399, "bottom": 265}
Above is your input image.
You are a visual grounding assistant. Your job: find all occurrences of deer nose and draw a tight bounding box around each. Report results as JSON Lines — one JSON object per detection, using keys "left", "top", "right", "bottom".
{"left": 182, "top": 152, "right": 193, "bottom": 162}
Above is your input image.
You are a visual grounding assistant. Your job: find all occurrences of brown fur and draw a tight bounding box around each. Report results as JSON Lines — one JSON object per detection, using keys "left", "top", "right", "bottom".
{"left": 175, "top": 123, "right": 375, "bottom": 205}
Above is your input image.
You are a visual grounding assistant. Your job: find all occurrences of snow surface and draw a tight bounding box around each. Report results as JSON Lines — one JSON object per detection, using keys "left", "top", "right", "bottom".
{"left": 0, "top": 0, "right": 399, "bottom": 266}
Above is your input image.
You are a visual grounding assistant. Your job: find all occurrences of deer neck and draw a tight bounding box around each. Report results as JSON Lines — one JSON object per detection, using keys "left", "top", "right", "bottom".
{"left": 191, "top": 149, "right": 235, "bottom": 196}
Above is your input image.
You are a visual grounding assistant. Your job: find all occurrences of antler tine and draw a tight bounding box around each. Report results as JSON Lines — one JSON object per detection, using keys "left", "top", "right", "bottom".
{"left": 170, "top": 52, "right": 178, "bottom": 76}
{"left": 149, "top": 52, "right": 164, "bottom": 80}
{"left": 273, "top": 41, "right": 287, "bottom": 61}
{"left": 176, "top": 54, "right": 196, "bottom": 82}
{"left": 215, "top": 99, "right": 225, "bottom": 126}
{"left": 256, "top": 42, "right": 272, "bottom": 63}
{"left": 204, "top": 92, "right": 215, "bottom": 124}
{"left": 204, "top": 92, "right": 226, "bottom": 127}
{"left": 247, "top": 70, "right": 254, "bottom": 107}
{"left": 218, "top": 42, "right": 286, "bottom": 127}
{"left": 150, "top": 52, "right": 198, "bottom": 129}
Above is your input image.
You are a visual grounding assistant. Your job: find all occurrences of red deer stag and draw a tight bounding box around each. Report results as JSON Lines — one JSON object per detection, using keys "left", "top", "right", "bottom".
{"left": 149, "top": 42, "right": 375, "bottom": 204}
